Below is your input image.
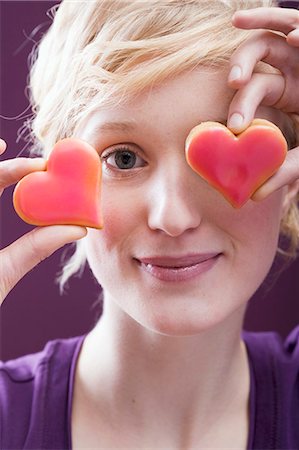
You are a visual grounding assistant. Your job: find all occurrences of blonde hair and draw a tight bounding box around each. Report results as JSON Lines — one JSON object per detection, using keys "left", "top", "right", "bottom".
{"left": 25, "top": 0, "right": 299, "bottom": 288}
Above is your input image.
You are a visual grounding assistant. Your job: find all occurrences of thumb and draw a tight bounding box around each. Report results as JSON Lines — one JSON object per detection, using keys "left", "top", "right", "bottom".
{"left": 251, "top": 147, "right": 299, "bottom": 201}
{"left": 0, "top": 225, "right": 87, "bottom": 305}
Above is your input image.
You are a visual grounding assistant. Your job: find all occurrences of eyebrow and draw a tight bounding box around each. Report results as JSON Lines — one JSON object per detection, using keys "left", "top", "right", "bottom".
{"left": 90, "top": 117, "right": 228, "bottom": 136}
{"left": 89, "top": 117, "right": 297, "bottom": 149}
{"left": 91, "top": 120, "right": 137, "bottom": 136}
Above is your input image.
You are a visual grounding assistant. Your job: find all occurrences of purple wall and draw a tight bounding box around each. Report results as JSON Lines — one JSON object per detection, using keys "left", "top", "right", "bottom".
{"left": 1, "top": 1, "right": 298, "bottom": 361}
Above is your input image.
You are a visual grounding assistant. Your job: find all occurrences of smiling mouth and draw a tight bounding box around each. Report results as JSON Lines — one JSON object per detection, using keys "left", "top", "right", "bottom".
{"left": 135, "top": 253, "right": 222, "bottom": 282}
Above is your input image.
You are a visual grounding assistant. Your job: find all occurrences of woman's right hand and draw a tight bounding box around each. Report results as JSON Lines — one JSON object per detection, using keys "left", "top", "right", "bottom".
{"left": 0, "top": 139, "right": 87, "bottom": 306}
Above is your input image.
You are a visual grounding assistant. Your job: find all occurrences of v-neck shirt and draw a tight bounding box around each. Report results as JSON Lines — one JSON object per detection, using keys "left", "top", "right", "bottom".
{"left": 1, "top": 327, "right": 298, "bottom": 449}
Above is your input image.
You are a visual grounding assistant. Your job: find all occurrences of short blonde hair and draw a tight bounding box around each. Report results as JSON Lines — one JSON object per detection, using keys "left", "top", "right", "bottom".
{"left": 25, "top": 0, "right": 299, "bottom": 288}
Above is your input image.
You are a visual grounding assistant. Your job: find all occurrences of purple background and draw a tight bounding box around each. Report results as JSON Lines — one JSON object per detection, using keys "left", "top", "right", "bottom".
{"left": 1, "top": 1, "right": 298, "bottom": 362}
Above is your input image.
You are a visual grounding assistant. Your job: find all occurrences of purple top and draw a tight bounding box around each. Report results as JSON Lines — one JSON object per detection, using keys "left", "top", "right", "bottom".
{"left": 1, "top": 327, "right": 299, "bottom": 449}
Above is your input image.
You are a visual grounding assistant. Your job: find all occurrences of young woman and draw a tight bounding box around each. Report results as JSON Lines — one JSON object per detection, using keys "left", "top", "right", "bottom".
{"left": 1, "top": 1, "right": 299, "bottom": 448}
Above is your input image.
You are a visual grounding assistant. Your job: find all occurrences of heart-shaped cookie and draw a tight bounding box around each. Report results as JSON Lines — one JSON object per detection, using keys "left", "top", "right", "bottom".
{"left": 185, "top": 119, "right": 287, "bottom": 208}
{"left": 13, "top": 138, "right": 103, "bottom": 229}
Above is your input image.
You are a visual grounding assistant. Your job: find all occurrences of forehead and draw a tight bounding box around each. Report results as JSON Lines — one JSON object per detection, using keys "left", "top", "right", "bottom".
{"left": 79, "top": 69, "right": 231, "bottom": 140}
{"left": 78, "top": 67, "right": 289, "bottom": 144}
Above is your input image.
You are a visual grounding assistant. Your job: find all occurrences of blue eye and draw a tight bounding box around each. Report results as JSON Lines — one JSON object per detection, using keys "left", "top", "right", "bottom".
{"left": 102, "top": 147, "right": 145, "bottom": 170}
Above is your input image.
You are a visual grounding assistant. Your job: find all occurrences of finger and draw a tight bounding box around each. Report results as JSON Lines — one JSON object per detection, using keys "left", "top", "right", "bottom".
{"left": 0, "top": 139, "right": 7, "bottom": 155}
{"left": 0, "top": 157, "right": 46, "bottom": 189}
{"left": 228, "top": 31, "right": 298, "bottom": 87}
{"left": 232, "top": 7, "right": 299, "bottom": 36}
{"left": 0, "top": 225, "right": 87, "bottom": 305}
{"left": 287, "top": 28, "right": 299, "bottom": 46}
{"left": 252, "top": 146, "right": 299, "bottom": 201}
{"left": 227, "top": 72, "right": 285, "bottom": 132}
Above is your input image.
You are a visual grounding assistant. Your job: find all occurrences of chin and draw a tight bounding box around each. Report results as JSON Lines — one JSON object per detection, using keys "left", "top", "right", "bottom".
{"left": 131, "top": 300, "right": 245, "bottom": 338}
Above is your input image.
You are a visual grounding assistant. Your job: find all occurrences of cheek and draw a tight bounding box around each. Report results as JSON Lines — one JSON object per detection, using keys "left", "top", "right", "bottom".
{"left": 227, "top": 191, "right": 285, "bottom": 267}
{"left": 87, "top": 188, "right": 143, "bottom": 254}
{"left": 203, "top": 192, "right": 285, "bottom": 307}
{"left": 84, "top": 190, "right": 144, "bottom": 287}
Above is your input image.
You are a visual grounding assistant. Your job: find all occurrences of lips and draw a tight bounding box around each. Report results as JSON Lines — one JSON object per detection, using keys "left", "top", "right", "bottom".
{"left": 136, "top": 253, "right": 221, "bottom": 282}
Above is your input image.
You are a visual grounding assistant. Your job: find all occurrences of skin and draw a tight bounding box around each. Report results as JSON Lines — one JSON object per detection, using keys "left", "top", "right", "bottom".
{"left": 0, "top": 146, "right": 86, "bottom": 303}
{"left": 79, "top": 69, "right": 290, "bottom": 337}
{"left": 1, "top": 8, "right": 298, "bottom": 303}
{"left": 228, "top": 6, "right": 299, "bottom": 199}
{"left": 69, "top": 67, "right": 297, "bottom": 449}
{"left": 1, "top": 5, "right": 299, "bottom": 449}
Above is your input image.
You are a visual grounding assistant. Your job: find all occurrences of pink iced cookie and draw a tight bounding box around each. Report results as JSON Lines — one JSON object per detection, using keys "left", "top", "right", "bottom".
{"left": 185, "top": 119, "right": 287, "bottom": 208}
{"left": 13, "top": 138, "right": 103, "bottom": 229}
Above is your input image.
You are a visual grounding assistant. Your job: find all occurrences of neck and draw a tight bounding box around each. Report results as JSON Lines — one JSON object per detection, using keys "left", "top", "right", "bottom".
{"left": 76, "top": 296, "right": 250, "bottom": 446}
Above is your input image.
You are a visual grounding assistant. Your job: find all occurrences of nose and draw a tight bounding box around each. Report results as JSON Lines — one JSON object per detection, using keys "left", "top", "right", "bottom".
{"left": 147, "top": 160, "right": 202, "bottom": 237}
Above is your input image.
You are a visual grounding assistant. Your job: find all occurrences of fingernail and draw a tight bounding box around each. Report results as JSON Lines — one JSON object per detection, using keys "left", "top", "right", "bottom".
{"left": 30, "top": 157, "right": 46, "bottom": 167}
{"left": 228, "top": 65, "right": 242, "bottom": 82}
{"left": 228, "top": 113, "right": 244, "bottom": 130}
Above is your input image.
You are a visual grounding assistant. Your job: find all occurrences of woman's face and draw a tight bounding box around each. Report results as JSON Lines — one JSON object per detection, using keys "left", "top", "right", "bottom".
{"left": 79, "top": 68, "right": 288, "bottom": 336}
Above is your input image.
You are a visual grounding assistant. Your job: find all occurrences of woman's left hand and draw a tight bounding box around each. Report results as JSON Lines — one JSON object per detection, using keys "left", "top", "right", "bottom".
{"left": 227, "top": 6, "right": 299, "bottom": 200}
